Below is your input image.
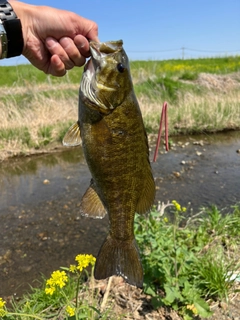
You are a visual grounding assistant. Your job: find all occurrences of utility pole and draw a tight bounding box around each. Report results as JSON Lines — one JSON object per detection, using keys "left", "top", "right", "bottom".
{"left": 181, "top": 47, "right": 185, "bottom": 60}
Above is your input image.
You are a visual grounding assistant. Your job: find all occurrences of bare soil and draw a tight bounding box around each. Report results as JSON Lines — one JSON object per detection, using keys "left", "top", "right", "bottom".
{"left": 94, "top": 277, "right": 240, "bottom": 320}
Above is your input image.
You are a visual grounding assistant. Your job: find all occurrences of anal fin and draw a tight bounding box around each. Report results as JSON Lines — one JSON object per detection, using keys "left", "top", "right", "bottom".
{"left": 136, "top": 171, "right": 155, "bottom": 215}
{"left": 80, "top": 181, "right": 107, "bottom": 219}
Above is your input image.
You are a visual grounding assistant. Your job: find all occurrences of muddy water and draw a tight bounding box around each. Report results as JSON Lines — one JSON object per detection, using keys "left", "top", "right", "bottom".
{"left": 0, "top": 131, "right": 240, "bottom": 298}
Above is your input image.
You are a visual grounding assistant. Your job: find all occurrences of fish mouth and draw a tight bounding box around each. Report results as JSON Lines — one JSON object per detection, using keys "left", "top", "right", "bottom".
{"left": 80, "top": 40, "right": 123, "bottom": 112}
{"left": 89, "top": 40, "right": 123, "bottom": 59}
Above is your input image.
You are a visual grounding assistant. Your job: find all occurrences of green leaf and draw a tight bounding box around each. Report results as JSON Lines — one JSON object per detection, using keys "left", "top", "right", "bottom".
{"left": 163, "top": 284, "right": 183, "bottom": 305}
{"left": 144, "top": 285, "right": 157, "bottom": 296}
{"left": 183, "top": 314, "right": 194, "bottom": 320}
{"left": 151, "top": 296, "right": 163, "bottom": 309}
{"left": 89, "top": 306, "right": 101, "bottom": 314}
{"left": 194, "top": 298, "right": 213, "bottom": 317}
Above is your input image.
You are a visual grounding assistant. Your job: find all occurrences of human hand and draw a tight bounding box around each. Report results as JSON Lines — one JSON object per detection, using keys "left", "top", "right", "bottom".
{"left": 9, "top": 0, "right": 98, "bottom": 76}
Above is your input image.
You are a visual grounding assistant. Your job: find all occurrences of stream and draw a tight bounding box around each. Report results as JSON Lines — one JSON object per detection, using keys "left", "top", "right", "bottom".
{"left": 0, "top": 131, "right": 240, "bottom": 298}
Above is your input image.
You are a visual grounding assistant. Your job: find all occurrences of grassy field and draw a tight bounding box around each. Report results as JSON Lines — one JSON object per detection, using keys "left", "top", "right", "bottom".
{"left": 0, "top": 55, "right": 240, "bottom": 160}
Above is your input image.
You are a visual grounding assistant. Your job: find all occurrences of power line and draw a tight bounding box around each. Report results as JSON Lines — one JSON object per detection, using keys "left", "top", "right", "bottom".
{"left": 128, "top": 47, "right": 240, "bottom": 54}
{"left": 128, "top": 48, "right": 180, "bottom": 53}
{"left": 185, "top": 47, "right": 240, "bottom": 53}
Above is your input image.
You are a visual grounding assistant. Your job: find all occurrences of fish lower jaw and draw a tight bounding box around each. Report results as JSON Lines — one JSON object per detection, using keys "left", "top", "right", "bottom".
{"left": 96, "top": 83, "right": 116, "bottom": 92}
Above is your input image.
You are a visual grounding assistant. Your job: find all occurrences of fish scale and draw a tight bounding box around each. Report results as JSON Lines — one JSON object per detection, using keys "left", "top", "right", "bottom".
{"left": 63, "top": 40, "right": 155, "bottom": 287}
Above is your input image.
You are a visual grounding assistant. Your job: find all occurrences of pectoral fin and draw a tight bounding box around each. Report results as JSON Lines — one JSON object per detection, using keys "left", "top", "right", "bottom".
{"left": 62, "top": 121, "right": 81, "bottom": 146}
{"left": 80, "top": 181, "right": 107, "bottom": 219}
{"left": 136, "top": 172, "right": 155, "bottom": 215}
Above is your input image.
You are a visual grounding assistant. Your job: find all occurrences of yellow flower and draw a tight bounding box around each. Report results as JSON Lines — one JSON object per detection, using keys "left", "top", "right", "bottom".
{"left": 172, "top": 200, "right": 186, "bottom": 212}
{"left": 0, "top": 298, "right": 6, "bottom": 308}
{"left": 186, "top": 304, "right": 198, "bottom": 315}
{"left": 66, "top": 305, "right": 75, "bottom": 317}
{"left": 45, "top": 270, "right": 68, "bottom": 295}
{"left": 69, "top": 264, "right": 77, "bottom": 273}
{"left": 75, "top": 254, "right": 96, "bottom": 272}
{"left": 45, "top": 286, "right": 56, "bottom": 295}
{"left": 0, "top": 298, "right": 7, "bottom": 317}
{"left": 47, "top": 270, "right": 68, "bottom": 288}
{"left": 163, "top": 217, "right": 168, "bottom": 223}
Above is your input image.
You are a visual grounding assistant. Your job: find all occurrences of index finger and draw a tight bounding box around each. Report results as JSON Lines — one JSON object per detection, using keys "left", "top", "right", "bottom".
{"left": 74, "top": 35, "right": 91, "bottom": 57}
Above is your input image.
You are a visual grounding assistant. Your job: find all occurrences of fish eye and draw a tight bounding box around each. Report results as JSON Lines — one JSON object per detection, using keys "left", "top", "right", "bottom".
{"left": 117, "top": 63, "right": 125, "bottom": 73}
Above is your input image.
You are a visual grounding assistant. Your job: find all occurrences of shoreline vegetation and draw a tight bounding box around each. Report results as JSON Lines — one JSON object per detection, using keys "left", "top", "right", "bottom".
{"left": 1, "top": 203, "right": 240, "bottom": 319}
{"left": 0, "top": 56, "right": 240, "bottom": 319}
{"left": 0, "top": 55, "right": 240, "bottom": 161}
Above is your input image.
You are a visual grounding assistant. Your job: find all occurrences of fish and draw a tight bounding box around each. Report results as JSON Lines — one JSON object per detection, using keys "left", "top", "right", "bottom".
{"left": 63, "top": 40, "right": 155, "bottom": 287}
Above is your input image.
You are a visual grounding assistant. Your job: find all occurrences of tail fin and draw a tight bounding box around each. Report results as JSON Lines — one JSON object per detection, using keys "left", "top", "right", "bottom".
{"left": 94, "top": 235, "right": 143, "bottom": 288}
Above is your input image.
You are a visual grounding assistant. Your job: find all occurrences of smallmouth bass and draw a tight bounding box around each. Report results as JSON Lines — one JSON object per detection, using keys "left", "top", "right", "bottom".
{"left": 63, "top": 40, "right": 155, "bottom": 287}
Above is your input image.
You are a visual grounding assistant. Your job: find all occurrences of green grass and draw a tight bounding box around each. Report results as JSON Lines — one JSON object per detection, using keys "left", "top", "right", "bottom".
{"left": 1, "top": 55, "right": 239, "bottom": 87}
{"left": 134, "top": 76, "right": 200, "bottom": 103}
{"left": 0, "top": 64, "right": 83, "bottom": 86}
{"left": 130, "top": 56, "right": 240, "bottom": 79}
{"left": 1, "top": 203, "right": 239, "bottom": 319}
{"left": 135, "top": 202, "right": 240, "bottom": 319}
{"left": 37, "top": 125, "right": 54, "bottom": 146}
{"left": 0, "top": 126, "right": 32, "bottom": 146}
{"left": 0, "top": 55, "right": 240, "bottom": 159}
{"left": 1, "top": 256, "right": 114, "bottom": 320}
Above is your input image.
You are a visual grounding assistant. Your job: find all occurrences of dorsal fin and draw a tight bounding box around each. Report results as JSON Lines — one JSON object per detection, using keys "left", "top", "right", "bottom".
{"left": 62, "top": 121, "right": 81, "bottom": 146}
{"left": 80, "top": 181, "right": 107, "bottom": 219}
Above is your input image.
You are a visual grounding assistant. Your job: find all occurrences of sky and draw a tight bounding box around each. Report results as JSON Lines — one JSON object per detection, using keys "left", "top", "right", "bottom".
{"left": 1, "top": 0, "right": 240, "bottom": 66}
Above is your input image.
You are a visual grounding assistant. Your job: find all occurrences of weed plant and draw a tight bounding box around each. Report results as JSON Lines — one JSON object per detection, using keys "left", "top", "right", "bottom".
{"left": 0, "top": 254, "right": 114, "bottom": 320}
{"left": 1, "top": 204, "right": 239, "bottom": 319}
{"left": 135, "top": 202, "right": 240, "bottom": 319}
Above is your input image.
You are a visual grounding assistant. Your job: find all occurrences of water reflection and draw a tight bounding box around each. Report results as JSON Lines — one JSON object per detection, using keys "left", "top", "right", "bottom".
{"left": 1, "top": 132, "right": 240, "bottom": 212}
{"left": 0, "top": 148, "right": 87, "bottom": 211}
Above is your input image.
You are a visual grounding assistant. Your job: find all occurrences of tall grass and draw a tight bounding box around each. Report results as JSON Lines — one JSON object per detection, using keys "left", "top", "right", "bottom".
{"left": 0, "top": 83, "right": 78, "bottom": 157}
{"left": 0, "top": 56, "right": 240, "bottom": 160}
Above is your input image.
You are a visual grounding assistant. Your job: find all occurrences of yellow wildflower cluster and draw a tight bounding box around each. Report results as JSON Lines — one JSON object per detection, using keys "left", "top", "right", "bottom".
{"left": 45, "top": 270, "right": 68, "bottom": 295}
{"left": 66, "top": 305, "right": 75, "bottom": 317}
{"left": 172, "top": 200, "right": 187, "bottom": 212}
{"left": 186, "top": 304, "right": 198, "bottom": 315}
{"left": 70, "top": 254, "right": 96, "bottom": 273}
{"left": 159, "top": 63, "right": 195, "bottom": 73}
{"left": 0, "top": 298, "right": 7, "bottom": 317}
